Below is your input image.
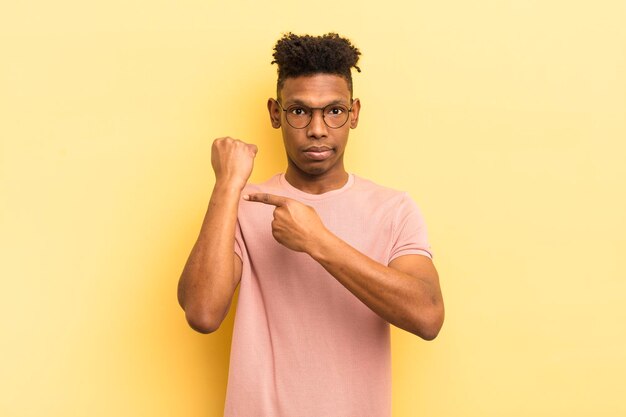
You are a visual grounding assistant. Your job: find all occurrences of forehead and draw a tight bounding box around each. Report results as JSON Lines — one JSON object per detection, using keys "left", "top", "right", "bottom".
{"left": 280, "top": 74, "right": 351, "bottom": 106}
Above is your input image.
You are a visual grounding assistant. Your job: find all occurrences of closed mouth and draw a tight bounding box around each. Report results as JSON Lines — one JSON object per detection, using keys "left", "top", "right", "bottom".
{"left": 303, "top": 146, "right": 334, "bottom": 161}
{"left": 304, "top": 146, "right": 333, "bottom": 152}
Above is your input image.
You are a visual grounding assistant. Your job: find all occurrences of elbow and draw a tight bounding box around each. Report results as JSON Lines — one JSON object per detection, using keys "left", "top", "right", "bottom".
{"left": 182, "top": 300, "right": 226, "bottom": 334}
{"left": 419, "top": 324, "right": 442, "bottom": 341}
{"left": 178, "top": 280, "right": 226, "bottom": 334}
{"left": 413, "top": 303, "right": 445, "bottom": 341}
{"left": 185, "top": 310, "right": 222, "bottom": 334}
{"left": 191, "top": 323, "right": 220, "bottom": 335}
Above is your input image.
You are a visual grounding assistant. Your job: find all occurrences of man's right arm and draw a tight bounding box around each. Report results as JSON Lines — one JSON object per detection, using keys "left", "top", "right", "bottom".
{"left": 177, "top": 137, "right": 257, "bottom": 334}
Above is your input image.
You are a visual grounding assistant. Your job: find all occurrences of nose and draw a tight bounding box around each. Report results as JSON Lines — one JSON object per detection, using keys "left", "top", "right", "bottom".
{"left": 306, "top": 109, "right": 328, "bottom": 140}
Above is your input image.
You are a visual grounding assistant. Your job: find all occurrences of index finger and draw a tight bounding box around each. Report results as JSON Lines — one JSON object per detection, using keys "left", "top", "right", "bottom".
{"left": 243, "top": 193, "right": 288, "bottom": 207}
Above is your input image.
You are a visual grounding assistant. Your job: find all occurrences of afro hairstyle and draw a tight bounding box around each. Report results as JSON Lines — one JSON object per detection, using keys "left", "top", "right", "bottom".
{"left": 271, "top": 32, "right": 361, "bottom": 98}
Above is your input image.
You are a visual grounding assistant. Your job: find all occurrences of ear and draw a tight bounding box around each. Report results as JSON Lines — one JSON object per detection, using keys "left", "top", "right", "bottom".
{"left": 267, "top": 98, "right": 281, "bottom": 129}
{"left": 349, "top": 98, "right": 361, "bottom": 129}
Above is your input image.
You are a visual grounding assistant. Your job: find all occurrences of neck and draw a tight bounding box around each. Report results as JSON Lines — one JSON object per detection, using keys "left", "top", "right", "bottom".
{"left": 284, "top": 165, "right": 349, "bottom": 195}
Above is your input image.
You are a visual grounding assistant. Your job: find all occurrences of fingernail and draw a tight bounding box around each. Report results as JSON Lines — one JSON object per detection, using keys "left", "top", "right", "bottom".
{"left": 243, "top": 194, "right": 250, "bottom": 200}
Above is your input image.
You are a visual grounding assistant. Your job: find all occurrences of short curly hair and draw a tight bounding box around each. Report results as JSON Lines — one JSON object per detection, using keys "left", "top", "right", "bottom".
{"left": 271, "top": 32, "right": 361, "bottom": 99}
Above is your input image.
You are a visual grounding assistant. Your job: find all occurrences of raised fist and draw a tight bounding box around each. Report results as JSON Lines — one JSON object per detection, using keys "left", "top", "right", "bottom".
{"left": 211, "top": 137, "right": 258, "bottom": 190}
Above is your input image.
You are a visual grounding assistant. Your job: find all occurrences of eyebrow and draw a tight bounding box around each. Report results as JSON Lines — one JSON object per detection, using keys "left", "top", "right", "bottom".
{"left": 284, "top": 98, "right": 349, "bottom": 107}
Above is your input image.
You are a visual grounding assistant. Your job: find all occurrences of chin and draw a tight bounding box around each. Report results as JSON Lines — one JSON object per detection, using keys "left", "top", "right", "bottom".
{"left": 305, "top": 166, "right": 328, "bottom": 176}
{"left": 294, "top": 162, "right": 331, "bottom": 177}
{"left": 296, "top": 162, "right": 325, "bottom": 175}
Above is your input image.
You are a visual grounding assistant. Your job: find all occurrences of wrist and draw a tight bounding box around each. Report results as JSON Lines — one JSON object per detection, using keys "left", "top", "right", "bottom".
{"left": 213, "top": 178, "right": 246, "bottom": 194}
{"left": 307, "top": 228, "right": 337, "bottom": 262}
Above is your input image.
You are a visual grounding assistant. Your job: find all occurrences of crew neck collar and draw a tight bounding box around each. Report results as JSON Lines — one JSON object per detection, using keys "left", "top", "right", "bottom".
{"left": 278, "top": 173, "right": 355, "bottom": 200}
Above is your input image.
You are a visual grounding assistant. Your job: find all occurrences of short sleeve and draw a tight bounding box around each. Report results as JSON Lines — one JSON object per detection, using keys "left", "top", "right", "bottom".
{"left": 234, "top": 218, "right": 244, "bottom": 262}
{"left": 388, "top": 193, "right": 433, "bottom": 263}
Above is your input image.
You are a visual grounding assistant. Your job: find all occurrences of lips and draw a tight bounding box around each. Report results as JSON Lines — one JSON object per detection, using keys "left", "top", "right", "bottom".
{"left": 303, "top": 146, "right": 334, "bottom": 161}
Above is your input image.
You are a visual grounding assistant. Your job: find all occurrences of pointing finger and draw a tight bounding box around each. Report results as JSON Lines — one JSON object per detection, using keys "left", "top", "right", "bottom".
{"left": 243, "top": 193, "right": 289, "bottom": 207}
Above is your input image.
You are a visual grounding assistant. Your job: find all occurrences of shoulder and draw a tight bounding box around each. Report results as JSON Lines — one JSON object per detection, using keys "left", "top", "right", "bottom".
{"left": 350, "top": 176, "right": 427, "bottom": 226}
{"left": 351, "top": 175, "right": 412, "bottom": 204}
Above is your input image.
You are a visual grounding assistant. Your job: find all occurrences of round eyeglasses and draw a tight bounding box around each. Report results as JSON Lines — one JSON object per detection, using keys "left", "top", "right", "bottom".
{"left": 276, "top": 100, "right": 353, "bottom": 129}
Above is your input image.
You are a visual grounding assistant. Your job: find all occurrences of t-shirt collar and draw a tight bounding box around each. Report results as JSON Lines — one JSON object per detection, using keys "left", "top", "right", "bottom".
{"left": 278, "top": 173, "right": 355, "bottom": 200}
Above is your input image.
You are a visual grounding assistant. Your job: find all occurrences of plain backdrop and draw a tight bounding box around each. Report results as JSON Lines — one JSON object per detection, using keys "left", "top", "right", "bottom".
{"left": 2, "top": 1, "right": 625, "bottom": 416}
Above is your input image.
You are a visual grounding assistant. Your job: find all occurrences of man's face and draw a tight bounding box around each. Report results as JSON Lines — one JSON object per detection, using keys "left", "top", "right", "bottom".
{"left": 268, "top": 74, "right": 360, "bottom": 179}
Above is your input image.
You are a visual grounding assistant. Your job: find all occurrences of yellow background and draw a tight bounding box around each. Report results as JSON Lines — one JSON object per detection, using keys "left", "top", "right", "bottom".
{"left": 2, "top": 1, "right": 625, "bottom": 416}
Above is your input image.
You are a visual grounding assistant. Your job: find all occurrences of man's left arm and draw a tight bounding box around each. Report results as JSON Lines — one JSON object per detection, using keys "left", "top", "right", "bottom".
{"left": 244, "top": 193, "right": 445, "bottom": 340}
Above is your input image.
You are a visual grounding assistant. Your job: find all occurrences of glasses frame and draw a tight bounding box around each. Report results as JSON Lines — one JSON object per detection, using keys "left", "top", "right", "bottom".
{"left": 275, "top": 100, "right": 354, "bottom": 129}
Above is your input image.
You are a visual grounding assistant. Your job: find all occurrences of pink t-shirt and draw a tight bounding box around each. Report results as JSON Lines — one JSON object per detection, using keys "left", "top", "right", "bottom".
{"left": 224, "top": 173, "right": 432, "bottom": 417}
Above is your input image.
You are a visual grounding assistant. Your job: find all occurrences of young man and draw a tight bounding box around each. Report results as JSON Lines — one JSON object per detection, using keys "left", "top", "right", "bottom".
{"left": 178, "top": 33, "right": 444, "bottom": 417}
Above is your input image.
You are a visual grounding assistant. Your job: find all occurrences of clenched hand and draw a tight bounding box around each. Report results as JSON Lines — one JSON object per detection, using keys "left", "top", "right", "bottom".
{"left": 211, "top": 137, "right": 258, "bottom": 190}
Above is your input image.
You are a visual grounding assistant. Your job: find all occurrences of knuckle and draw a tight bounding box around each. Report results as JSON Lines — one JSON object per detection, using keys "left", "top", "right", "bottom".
{"left": 214, "top": 137, "right": 234, "bottom": 147}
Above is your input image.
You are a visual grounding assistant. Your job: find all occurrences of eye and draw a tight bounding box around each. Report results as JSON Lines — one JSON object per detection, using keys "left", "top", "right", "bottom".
{"left": 326, "top": 106, "right": 346, "bottom": 116}
{"left": 289, "top": 107, "right": 309, "bottom": 116}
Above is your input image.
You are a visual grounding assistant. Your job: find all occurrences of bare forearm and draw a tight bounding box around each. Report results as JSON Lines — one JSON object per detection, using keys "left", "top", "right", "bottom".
{"left": 309, "top": 233, "right": 444, "bottom": 339}
{"left": 177, "top": 181, "right": 242, "bottom": 331}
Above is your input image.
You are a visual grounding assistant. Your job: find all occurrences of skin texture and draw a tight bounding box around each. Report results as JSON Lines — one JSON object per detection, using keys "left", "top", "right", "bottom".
{"left": 267, "top": 74, "right": 361, "bottom": 194}
{"left": 178, "top": 73, "right": 444, "bottom": 339}
{"left": 176, "top": 138, "right": 255, "bottom": 333}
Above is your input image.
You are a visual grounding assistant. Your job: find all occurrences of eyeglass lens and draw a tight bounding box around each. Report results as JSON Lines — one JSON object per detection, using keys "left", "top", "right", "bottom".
{"left": 284, "top": 104, "right": 350, "bottom": 129}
